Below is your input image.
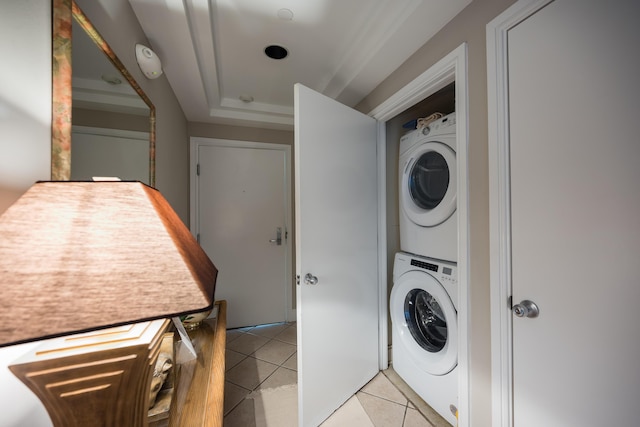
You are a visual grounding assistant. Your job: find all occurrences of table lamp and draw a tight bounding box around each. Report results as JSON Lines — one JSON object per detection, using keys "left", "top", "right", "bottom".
{"left": 0, "top": 181, "right": 218, "bottom": 426}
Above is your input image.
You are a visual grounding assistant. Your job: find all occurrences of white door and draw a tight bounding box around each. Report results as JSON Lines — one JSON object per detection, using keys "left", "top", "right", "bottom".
{"left": 295, "top": 83, "right": 379, "bottom": 427}
{"left": 490, "top": 0, "right": 640, "bottom": 425}
{"left": 194, "top": 139, "right": 291, "bottom": 329}
{"left": 71, "top": 126, "right": 150, "bottom": 184}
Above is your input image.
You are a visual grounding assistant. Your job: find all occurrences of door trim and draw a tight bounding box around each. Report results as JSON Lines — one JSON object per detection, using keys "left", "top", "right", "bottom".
{"left": 487, "top": 1, "right": 553, "bottom": 426}
{"left": 189, "top": 137, "right": 294, "bottom": 322}
{"left": 369, "top": 43, "right": 469, "bottom": 426}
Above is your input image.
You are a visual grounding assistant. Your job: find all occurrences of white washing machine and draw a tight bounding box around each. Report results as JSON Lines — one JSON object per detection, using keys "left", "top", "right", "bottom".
{"left": 399, "top": 112, "right": 457, "bottom": 262}
{"left": 391, "top": 251, "right": 458, "bottom": 426}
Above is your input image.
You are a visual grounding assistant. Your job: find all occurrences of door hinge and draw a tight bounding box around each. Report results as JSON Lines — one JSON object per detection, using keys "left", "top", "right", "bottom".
{"left": 197, "top": 233, "right": 200, "bottom": 244}
{"left": 197, "top": 163, "right": 200, "bottom": 176}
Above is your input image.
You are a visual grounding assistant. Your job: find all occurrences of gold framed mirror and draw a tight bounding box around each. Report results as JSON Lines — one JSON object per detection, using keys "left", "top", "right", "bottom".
{"left": 52, "top": 0, "right": 156, "bottom": 187}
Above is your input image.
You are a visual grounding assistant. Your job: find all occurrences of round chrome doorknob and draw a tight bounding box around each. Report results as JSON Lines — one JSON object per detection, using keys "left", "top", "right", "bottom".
{"left": 512, "top": 300, "right": 539, "bottom": 318}
{"left": 304, "top": 273, "right": 318, "bottom": 285}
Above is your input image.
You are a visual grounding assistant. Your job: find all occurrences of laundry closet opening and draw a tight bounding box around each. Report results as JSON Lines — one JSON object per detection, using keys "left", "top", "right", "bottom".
{"left": 384, "top": 81, "right": 455, "bottom": 344}
{"left": 382, "top": 79, "right": 460, "bottom": 425}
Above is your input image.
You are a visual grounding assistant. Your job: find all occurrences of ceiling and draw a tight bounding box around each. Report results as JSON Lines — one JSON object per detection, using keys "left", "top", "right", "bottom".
{"left": 117, "top": 0, "right": 471, "bottom": 130}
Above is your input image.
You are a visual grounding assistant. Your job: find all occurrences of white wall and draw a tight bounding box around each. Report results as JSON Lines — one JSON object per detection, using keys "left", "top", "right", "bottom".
{"left": 0, "top": 2, "right": 55, "bottom": 424}
{"left": 0, "top": 343, "right": 51, "bottom": 426}
{"left": 0, "top": 0, "right": 51, "bottom": 214}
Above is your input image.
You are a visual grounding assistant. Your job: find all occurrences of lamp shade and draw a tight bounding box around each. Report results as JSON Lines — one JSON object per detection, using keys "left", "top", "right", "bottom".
{"left": 0, "top": 181, "right": 217, "bottom": 347}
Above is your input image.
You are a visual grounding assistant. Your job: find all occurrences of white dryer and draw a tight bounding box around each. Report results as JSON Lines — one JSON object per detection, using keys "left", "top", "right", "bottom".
{"left": 391, "top": 252, "right": 457, "bottom": 426}
{"left": 399, "top": 112, "right": 457, "bottom": 262}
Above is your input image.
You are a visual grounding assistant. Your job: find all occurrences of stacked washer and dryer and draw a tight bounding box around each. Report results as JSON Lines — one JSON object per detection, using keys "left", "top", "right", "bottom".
{"left": 391, "top": 112, "right": 459, "bottom": 426}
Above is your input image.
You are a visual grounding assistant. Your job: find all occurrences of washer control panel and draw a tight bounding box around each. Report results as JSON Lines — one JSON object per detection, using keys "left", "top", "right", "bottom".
{"left": 410, "top": 258, "right": 438, "bottom": 272}
{"left": 394, "top": 252, "right": 457, "bottom": 284}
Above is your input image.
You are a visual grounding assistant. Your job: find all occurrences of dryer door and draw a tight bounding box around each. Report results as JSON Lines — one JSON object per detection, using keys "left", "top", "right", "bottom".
{"left": 390, "top": 270, "right": 457, "bottom": 375}
{"left": 401, "top": 141, "right": 456, "bottom": 227}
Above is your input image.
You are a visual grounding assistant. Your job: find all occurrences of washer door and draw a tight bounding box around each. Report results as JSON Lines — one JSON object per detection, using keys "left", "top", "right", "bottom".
{"left": 390, "top": 270, "right": 458, "bottom": 375}
{"left": 401, "top": 141, "right": 456, "bottom": 227}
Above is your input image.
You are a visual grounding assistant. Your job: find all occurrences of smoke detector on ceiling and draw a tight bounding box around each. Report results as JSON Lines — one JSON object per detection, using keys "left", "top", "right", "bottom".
{"left": 135, "top": 44, "right": 163, "bottom": 79}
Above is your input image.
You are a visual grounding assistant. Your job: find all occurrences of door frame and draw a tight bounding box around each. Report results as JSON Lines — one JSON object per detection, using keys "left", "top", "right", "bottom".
{"left": 369, "top": 43, "right": 469, "bottom": 426}
{"left": 189, "top": 137, "right": 294, "bottom": 321}
{"left": 487, "top": 1, "right": 553, "bottom": 426}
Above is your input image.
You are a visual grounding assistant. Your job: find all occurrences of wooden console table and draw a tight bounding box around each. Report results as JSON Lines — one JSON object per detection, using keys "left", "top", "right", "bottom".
{"left": 163, "top": 300, "right": 227, "bottom": 427}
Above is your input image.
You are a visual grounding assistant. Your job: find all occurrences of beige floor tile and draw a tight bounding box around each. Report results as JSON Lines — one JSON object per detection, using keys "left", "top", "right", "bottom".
{"left": 226, "top": 332, "right": 270, "bottom": 356}
{"left": 226, "top": 349, "right": 247, "bottom": 371}
{"left": 248, "top": 322, "right": 290, "bottom": 338}
{"left": 252, "top": 339, "right": 296, "bottom": 365}
{"left": 223, "top": 397, "right": 257, "bottom": 427}
{"left": 384, "top": 368, "right": 449, "bottom": 427}
{"left": 403, "top": 408, "right": 434, "bottom": 427}
{"left": 357, "top": 391, "right": 406, "bottom": 427}
{"left": 282, "top": 352, "right": 297, "bottom": 371}
{"left": 226, "top": 357, "right": 279, "bottom": 390}
{"left": 249, "top": 384, "right": 298, "bottom": 427}
{"left": 321, "top": 395, "right": 375, "bottom": 427}
{"left": 225, "top": 329, "right": 245, "bottom": 343}
{"left": 224, "top": 381, "right": 251, "bottom": 415}
{"left": 257, "top": 366, "right": 298, "bottom": 390}
{"left": 224, "top": 324, "right": 436, "bottom": 427}
{"left": 360, "top": 372, "right": 408, "bottom": 406}
{"left": 273, "top": 325, "right": 297, "bottom": 345}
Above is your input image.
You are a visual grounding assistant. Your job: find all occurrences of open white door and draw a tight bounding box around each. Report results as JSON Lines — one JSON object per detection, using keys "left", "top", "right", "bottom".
{"left": 295, "top": 83, "right": 379, "bottom": 427}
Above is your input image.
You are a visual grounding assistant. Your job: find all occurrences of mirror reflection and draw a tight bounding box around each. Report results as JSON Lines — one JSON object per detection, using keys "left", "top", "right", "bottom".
{"left": 51, "top": 0, "right": 155, "bottom": 186}
{"left": 71, "top": 17, "right": 151, "bottom": 184}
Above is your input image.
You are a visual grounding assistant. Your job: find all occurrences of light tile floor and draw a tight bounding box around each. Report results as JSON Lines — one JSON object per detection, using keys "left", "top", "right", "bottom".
{"left": 223, "top": 322, "right": 436, "bottom": 427}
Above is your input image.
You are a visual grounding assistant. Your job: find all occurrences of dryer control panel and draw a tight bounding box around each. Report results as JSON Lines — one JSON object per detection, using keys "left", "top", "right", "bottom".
{"left": 421, "top": 112, "right": 456, "bottom": 137}
{"left": 399, "top": 111, "right": 456, "bottom": 157}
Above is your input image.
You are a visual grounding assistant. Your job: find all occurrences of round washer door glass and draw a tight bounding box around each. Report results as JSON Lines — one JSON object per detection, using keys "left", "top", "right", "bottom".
{"left": 404, "top": 288, "right": 447, "bottom": 352}
{"left": 409, "top": 151, "right": 449, "bottom": 210}
{"left": 390, "top": 269, "right": 458, "bottom": 375}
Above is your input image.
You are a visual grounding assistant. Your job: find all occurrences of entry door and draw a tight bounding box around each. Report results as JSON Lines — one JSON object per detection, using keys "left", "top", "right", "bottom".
{"left": 195, "top": 140, "right": 291, "bottom": 329}
{"left": 491, "top": 0, "right": 640, "bottom": 425}
{"left": 295, "top": 83, "right": 379, "bottom": 427}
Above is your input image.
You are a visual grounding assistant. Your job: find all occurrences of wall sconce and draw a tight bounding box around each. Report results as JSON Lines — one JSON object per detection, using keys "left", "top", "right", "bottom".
{"left": 135, "top": 43, "right": 163, "bottom": 79}
{"left": 0, "top": 181, "right": 218, "bottom": 426}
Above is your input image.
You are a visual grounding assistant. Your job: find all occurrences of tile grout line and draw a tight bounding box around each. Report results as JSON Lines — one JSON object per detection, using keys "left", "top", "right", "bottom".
{"left": 357, "top": 389, "right": 410, "bottom": 409}
{"left": 225, "top": 322, "right": 431, "bottom": 426}
{"left": 224, "top": 322, "right": 298, "bottom": 419}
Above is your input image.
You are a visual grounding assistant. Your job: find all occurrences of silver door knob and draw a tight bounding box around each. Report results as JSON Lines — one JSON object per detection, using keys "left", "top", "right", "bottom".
{"left": 512, "top": 300, "right": 539, "bottom": 318}
{"left": 304, "top": 273, "right": 318, "bottom": 285}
